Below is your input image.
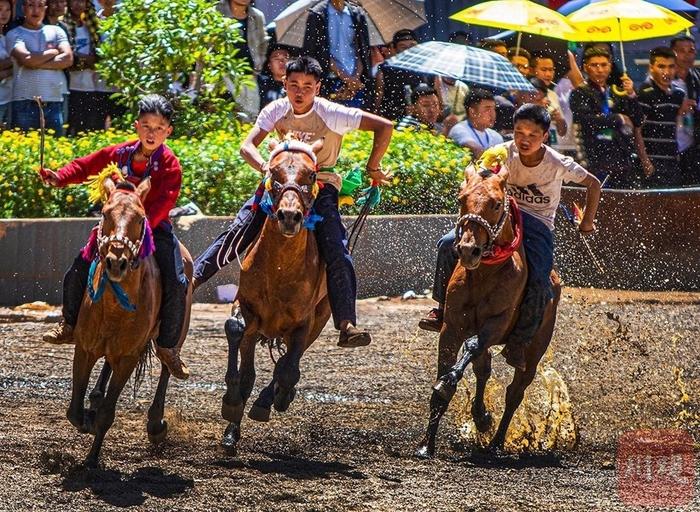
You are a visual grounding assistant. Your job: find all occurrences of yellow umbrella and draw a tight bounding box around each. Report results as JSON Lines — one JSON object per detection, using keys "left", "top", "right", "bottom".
{"left": 568, "top": 0, "right": 694, "bottom": 71}
{"left": 451, "top": 0, "right": 583, "bottom": 41}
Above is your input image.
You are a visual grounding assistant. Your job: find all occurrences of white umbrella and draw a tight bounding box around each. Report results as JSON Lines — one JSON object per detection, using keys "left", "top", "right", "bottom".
{"left": 274, "top": 0, "right": 427, "bottom": 48}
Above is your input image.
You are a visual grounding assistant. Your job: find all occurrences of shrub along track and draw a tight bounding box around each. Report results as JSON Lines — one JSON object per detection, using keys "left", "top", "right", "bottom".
{"left": 0, "top": 289, "right": 698, "bottom": 511}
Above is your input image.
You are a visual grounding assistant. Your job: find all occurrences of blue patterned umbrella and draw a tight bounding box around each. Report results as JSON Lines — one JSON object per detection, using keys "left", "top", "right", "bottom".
{"left": 384, "top": 41, "right": 535, "bottom": 92}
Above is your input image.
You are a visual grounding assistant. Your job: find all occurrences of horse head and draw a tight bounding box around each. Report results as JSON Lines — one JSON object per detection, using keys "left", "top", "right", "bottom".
{"left": 266, "top": 138, "right": 323, "bottom": 237}
{"left": 455, "top": 165, "right": 511, "bottom": 270}
{"left": 98, "top": 177, "right": 151, "bottom": 282}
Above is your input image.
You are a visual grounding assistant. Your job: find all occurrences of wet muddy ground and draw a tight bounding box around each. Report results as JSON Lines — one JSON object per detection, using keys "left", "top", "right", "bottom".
{"left": 0, "top": 289, "right": 699, "bottom": 511}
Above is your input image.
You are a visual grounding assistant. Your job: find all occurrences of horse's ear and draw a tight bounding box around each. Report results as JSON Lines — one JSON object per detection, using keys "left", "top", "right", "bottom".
{"left": 104, "top": 177, "right": 116, "bottom": 196}
{"left": 310, "top": 138, "right": 324, "bottom": 155}
{"left": 497, "top": 167, "right": 510, "bottom": 183}
{"left": 268, "top": 139, "right": 279, "bottom": 151}
{"left": 464, "top": 163, "right": 477, "bottom": 181}
{"left": 136, "top": 177, "right": 151, "bottom": 202}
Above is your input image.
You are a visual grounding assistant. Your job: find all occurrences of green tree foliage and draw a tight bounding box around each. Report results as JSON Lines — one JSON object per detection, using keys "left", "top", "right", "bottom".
{"left": 96, "top": 0, "right": 252, "bottom": 136}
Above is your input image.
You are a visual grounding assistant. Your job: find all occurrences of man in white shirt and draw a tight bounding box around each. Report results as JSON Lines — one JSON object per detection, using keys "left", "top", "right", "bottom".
{"left": 448, "top": 89, "right": 504, "bottom": 159}
{"left": 194, "top": 56, "right": 394, "bottom": 348}
{"left": 7, "top": 0, "right": 73, "bottom": 134}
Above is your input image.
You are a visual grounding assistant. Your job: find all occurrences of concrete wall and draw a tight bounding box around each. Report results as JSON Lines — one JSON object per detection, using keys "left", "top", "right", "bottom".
{"left": 1, "top": 186, "right": 698, "bottom": 306}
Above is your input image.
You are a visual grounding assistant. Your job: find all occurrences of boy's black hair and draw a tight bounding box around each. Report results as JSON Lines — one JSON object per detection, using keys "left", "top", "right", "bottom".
{"left": 583, "top": 46, "right": 612, "bottom": 63}
{"left": 479, "top": 39, "right": 507, "bottom": 51}
{"left": 138, "top": 94, "right": 174, "bottom": 123}
{"left": 392, "top": 28, "right": 418, "bottom": 46}
{"left": 670, "top": 34, "right": 695, "bottom": 49}
{"left": 464, "top": 88, "right": 495, "bottom": 111}
{"left": 285, "top": 55, "right": 323, "bottom": 81}
{"left": 507, "top": 47, "right": 531, "bottom": 60}
{"left": 411, "top": 83, "right": 437, "bottom": 104}
{"left": 530, "top": 51, "right": 554, "bottom": 68}
{"left": 649, "top": 46, "right": 677, "bottom": 65}
{"left": 513, "top": 103, "right": 551, "bottom": 132}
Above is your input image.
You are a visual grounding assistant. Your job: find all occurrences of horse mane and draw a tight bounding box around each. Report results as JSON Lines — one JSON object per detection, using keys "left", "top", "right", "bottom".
{"left": 115, "top": 181, "right": 137, "bottom": 192}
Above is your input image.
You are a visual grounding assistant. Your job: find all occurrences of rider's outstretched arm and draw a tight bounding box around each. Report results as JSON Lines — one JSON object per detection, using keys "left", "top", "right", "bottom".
{"left": 240, "top": 125, "right": 271, "bottom": 174}
{"left": 359, "top": 113, "right": 393, "bottom": 185}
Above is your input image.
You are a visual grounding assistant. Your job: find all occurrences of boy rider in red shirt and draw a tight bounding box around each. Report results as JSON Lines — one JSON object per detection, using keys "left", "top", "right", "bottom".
{"left": 40, "top": 94, "right": 190, "bottom": 379}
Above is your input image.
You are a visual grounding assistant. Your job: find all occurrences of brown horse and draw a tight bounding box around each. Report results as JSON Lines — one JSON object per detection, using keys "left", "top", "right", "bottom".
{"left": 67, "top": 178, "right": 193, "bottom": 467}
{"left": 416, "top": 166, "right": 561, "bottom": 458}
{"left": 221, "top": 139, "right": 331, "bottom": 455}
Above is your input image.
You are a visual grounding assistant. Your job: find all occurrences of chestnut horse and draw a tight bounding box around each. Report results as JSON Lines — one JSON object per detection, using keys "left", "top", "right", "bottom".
{"left": 221, "top": 139, "right": 331, "bottom": 455}
{"left": 416, "top": 166, "right": 561, "bottom": 458}
{"left": 67, "top": 178, "right": 193, "bottom": 467}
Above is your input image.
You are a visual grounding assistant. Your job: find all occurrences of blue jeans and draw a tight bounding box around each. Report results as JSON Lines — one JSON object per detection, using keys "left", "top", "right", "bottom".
{"left": 194, "top": 186, "right": 357, "bottom": 329}
{"left": 431, "top": 211, "right": 554, "bottom": 344}
{"left": 63, "top": 226, "right": 187, "bottom": 348}
{"left": 12, "top": 99, "right": 64, "bottom": 135}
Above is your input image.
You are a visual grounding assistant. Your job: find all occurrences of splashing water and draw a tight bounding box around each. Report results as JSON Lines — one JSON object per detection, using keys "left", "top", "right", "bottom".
{"left": 453, "top": 350, "right": 578, "bottom": 452}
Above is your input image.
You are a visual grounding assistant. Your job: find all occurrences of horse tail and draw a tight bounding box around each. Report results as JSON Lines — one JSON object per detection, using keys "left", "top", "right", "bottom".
{"left": 131, "top": 340, "right": 153, "bottom": 399}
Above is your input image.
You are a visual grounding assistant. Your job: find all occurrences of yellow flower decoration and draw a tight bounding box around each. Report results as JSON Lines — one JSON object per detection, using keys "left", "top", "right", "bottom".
{"left": 477, "top": 144, "right": 508, "bottom": 173}
{"left": 85, "top": 162, "right": 124, "bottom": 205}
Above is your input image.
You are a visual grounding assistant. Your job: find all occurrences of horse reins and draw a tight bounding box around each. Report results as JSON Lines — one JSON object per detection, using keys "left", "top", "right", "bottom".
{"left": 455, "top": 191, "right": 512, "bottom": 256}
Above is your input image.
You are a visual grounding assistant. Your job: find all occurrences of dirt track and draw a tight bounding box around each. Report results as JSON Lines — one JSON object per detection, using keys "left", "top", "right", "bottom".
{"left": 1, "top": 289, "right": 699, "bottom": 511}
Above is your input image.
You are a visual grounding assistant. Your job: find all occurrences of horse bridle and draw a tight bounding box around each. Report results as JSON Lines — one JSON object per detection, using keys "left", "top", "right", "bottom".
{"left": 455, "top": 191, "right": 511, "bottom": 255}
{"left": 268, "top": 170, "right": 318, "bottom": 215}
{"left": 96, "top": 192, "right": 147, "bottom": 266}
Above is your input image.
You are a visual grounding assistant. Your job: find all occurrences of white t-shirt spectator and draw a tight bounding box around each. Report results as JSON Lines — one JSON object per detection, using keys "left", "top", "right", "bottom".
{"left": 503, "top": 140, "right": 588, "bottom": 230}
{"left": 449, "top": 120, "right": 503, "bottom": 152}
{"left": 69, "top": 25, "right": 96, "bottom": 92}
{"left": 7, "top": 24, "right": 69, "bottom": 102}
{"left": 0, "top": 34, "right": 13, "bottom": 106}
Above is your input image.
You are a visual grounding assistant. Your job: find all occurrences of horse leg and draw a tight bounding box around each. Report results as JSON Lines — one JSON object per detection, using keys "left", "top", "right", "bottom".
{"left": 221, "top": 312, "right": 246, "bottom": 423}
{"left": 248, "top": 379, "right": 275, "bottom": 422}
{"left": 222, "top": 330, "right": 257, "bottom": 456}
{"left": 84, "top": 356, "right": 138, "bottom": 468}
{"left": 489, "top": 302, "right": 557, "bottom": 451}
{"left": 147, "top": 363, "right": 171, "bottom": 445}
{"left": 415, "top": 326, "right": 466, "bottom": 459}
{"left": 67, "top": 347, "right": 98, "bottom": 434}
{"left": 273, "top": 329, "right": 307, "bottom": 413}
{"left": 88, "top": 361, "right": 111, "bottom": 413}
{"left": 471, "top": 350, "right": 494, "bottom": 433}
{"left": 433, "top": 335, "right": 482, "bottom": 401}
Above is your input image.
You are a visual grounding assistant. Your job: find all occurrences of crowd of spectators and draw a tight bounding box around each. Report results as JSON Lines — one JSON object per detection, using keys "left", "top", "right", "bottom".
{"left": 1, "top": 0, "right": 700, "bottom": 188}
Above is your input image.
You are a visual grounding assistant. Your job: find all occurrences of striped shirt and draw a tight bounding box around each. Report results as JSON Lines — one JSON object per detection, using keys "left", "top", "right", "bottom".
{"left": 638, "top": 78, "right": 684, "bottom": 165}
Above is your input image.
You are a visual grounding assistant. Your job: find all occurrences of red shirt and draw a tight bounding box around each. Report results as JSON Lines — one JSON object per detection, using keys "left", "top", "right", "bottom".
{"left": 55, "top": 140, "right": 182, "bottom": 229}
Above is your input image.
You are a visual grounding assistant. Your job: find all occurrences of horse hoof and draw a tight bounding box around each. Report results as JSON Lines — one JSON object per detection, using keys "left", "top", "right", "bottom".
{"left": 148, "top": 420, "right": 168, "bottom": 445}
{"left": 486, "top": 440, "right": 507, "bottom": 457}
{"left": 248, "top": 404, "right": 271, "bottom": 422}
{"left": 83, "top": 456, "right": 99, "bottom": 469}
{"left": 221, "top": 423, "right": 240, "bottom": 456}
{"left": 273, "top": 386, "right": 296, "bottom": 413}
{"left": 433, "top": 379, "right": 456, "bottom": 402}
{"left": 81, "top": 410, "right": 97, "bottom": 435}
{"left": 473, "top": 411, "right": 493, "bottom": 433}
{"left": 415, "top": 444, "right": 434, "bottom": 459}
{"left": 221, "top": 401, "right": 245, "bottom": 423}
